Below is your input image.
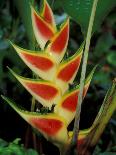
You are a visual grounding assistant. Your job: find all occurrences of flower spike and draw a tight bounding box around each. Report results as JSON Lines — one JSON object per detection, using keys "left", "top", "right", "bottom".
{"left": 8, "top": 68, "right": 61, "bottom": 108}
{"left": 31, "top": 6, "right": 55, "bottom": 50}
{"left": 1, "top": 96, "right": 68, "bottom": 146}
{"left": 41, "top": 0, "right": 56, "bottom": 30}
{"left": 55, "top": 68, "right": 96, "bottom": 125}
{"left": 46, "top": 18, "right": 69, "bottom": 63}
{"left": 10, "top": 42, "right": 56, "bottom": 81}
{"left": 2, "top": 0, "right": 100, "bottom": 151}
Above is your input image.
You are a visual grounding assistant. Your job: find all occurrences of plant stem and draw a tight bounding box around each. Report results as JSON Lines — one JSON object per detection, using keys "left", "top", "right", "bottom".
{"left": 71, "top": 0, "right": 99, "bottom": 152}
{"left": 30, "top": 44, "right": 36, "bottom": 112}
{"left": 90, "top": 80, "right": 116, "bottom": 146}
{"left": 31, "top": 96, "right": 36, "bottom": 111}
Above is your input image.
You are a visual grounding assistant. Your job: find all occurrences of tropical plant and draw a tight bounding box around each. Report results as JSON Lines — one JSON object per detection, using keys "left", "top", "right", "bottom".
{"left": 1, "top": 0, "right": 116, "bottom": 155}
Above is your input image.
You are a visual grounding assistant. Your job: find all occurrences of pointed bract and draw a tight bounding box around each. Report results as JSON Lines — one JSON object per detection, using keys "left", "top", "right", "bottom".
{"left": 1, "top": 96, "right": 68, "bottom": 146}
{"left": 46, "top": 19, "right": 69, "bottom": 63}
{"left": 55, "top": 44, "right": 84, "bottom": 92}
{"left": 10, "top": 42, "right": 56, "bottom": 81}
{"left": 31, "top": 6, "right": 55, "bottom": 50}
{"left": 8, "top": 68, "right": 61, "bottom": 108}
{"left": 55, "top": 68, "right": 96, "bottom": 125}
{"left": 41, "top": 0, "right": 56, "bottom": 30}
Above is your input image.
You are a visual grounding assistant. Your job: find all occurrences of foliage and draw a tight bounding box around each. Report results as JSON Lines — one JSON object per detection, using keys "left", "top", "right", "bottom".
{"left": 13, "top": 0, "right": 35, "bottom": 46}
{"left": 0, "top": 0, "right": 27, "bottom": 83}
{"left": 58, "top": 0, "right": 116, "bottom": 34}
{"left": 93, "top": 119, "right": 116, "bottom": 155}
{"left": 0, "top": 138, "right": 38, "bottom": 155}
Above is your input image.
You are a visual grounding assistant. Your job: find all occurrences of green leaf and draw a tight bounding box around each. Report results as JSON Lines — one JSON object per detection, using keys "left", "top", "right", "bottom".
{"left": 0, "top": 138, "right": 38, "bottom": 155}
{"left": 60, "top": 0, "right": 116, "bottom": 34}
{"left": 94, "top": 32, "right": 114, "bottom": 57}
{"left": 26, "top": 149, "right": 38, "bottom": 155}
{"left": 93, "top": 70, "right": 111, "bottom": 88}
{"left": 0, "top": 40, "right": 9, "bottom": 50}
{"left": 107, "top": 52, "right": 116, "bottom": 67}
{"left": 0, "top": 139, "right": 8, "bottom": 148}
{"left": 78, "top": 80, "right": 116, "bottom": 154}
{"left": 13, "top": 0, "right": 35, "bottom": 47}
{"left": 47, "top": 0, "right": 62, "bottom": 10}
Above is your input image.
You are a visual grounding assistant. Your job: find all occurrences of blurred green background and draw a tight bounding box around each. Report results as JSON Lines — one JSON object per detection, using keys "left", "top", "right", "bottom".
{"left": 0, "top": 0, "right": 116, "bottom": 155}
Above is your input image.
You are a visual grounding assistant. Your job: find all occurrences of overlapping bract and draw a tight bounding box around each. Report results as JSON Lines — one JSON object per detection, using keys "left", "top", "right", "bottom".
{"left": 3, "top": 0, "right": 96, "bottom": 147}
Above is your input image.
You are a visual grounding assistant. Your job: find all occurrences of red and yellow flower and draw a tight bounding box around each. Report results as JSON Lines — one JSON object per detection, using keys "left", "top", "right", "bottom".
{"left": 2, "top": 0, "right": 96, "bottom": 148}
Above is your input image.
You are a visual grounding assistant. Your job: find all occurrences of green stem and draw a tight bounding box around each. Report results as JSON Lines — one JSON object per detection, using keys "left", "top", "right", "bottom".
{"left": 31, "top": 96, "right": 36, "bottom": 111}
{"left": 90, "top": 81, "right": 116, "bottom": 146}
{"left": 71, "top": 0, "right": 99, "bottom": 150}
{"left": 77, "top": 80, "right": 116, "bottom": 155}
{"left": 30, "top": 42, "right": 36, "bottom": 112}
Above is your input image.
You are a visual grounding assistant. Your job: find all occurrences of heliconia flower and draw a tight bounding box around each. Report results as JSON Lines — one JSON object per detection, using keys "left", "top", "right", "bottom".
{"left": 8, "top": 68, "right": 61, "bottom": 108}
{"left": 46, "top": 18, "right": 69, "bottom": 63}
{"left": 1, "top": 95, "right": 93, "bottom": 148}
{"left": 1, "top": 96, "right": 68, "bottom": 147}
{"left": 40, "top": 0, "right": 56, "bottom": 30}
{"left": 54, "top": 68, "right": 95, "bottom": 125}
{"left": 55, "top": 43, "right": 83, "bottom": 93}
{"left": 10, "top": 42, "right": 56, "bottom": 81}
{"left": 31, "top": 6, "right": 56, "bottom": 50}
{"left": 2, "top": 0, "right": 97, "bottom": 150}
